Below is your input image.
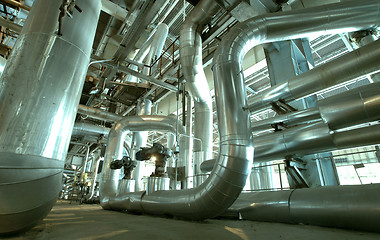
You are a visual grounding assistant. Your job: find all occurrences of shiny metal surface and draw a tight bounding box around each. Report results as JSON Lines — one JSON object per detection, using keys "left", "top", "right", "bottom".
{"left": 146, "top": 177, "right": 170, "bottom": 195}
{"left": 238, "top": 184, "right": 380, "bottom": 232}
{"left": 123, "top": 23, "right": 168, "bottom": 84}
{"left": 104, "top": 61, "right": 177, "bottom": 92}
{"left": 252, "top": 81, "right": 380, "bottom": 134}
{"left": 117, "top": 179, "right": 135, "bottom": 195}
{"left": 100, "top": 115, "right": 186, "bottom": 209}
{"left": 250, "top": 164, "right": 275, "bottom": 191}
{"left": 184, "top": 94, "right": 193, "bottom": 189}
{"left": 319, "top": 82, "right": 380, "bottom": 130}
{"left": 0, "top": 0, "right": 101, "bottom": 235}
{"left": 254, "top": 122, "right": 380, "bottom": 162}
{"left": 101, "top": 0, "right": 380, "bottom": 221}
{"left": 72, "top": 122, "right": 110, "bottom": 137}
{"left": 77, "top": 104, "right": 122, "bottom": 123}
{"left": 179, "top": 0, "right": 220, "bottom": 162}
{"left": 133, "top": 99, "right": 152, "bottom": 191}
{"left": 251, "top": 107, "right": 321, "bottom": 133}
{"left": 249, "top": 38, "right": 380, "bottom": 113}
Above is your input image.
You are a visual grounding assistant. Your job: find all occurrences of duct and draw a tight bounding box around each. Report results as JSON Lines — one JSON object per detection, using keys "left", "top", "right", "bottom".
{"left": 251, "top": 81, "right": 380, "bottom": 133}
{"left": 122, "top": 23, "right": 168, "bottom": 84}
{"left": 99, "top": 115, "right": 186, "bottom": 207}
{"left": 0, "top": 16, "right": 23, "bottom": 33}
{"left": 0, "top": 0, "right": 101, "bottom": 235}
{"left": 77, "top": 104, "right": 122, "bottom": 123}
{"left": 132, "top": 99, "right": 152, "bottom": 191}
{"left": 99, "top": 0, "right": 253, "bottom": 219}
{"left": 179, "top": 0, "right": 220, "bottom": 163}
{"left": 248, "top": 38, "right": 380, "bottom": 113}
{"left": 254, "top": 122, "right": 380, "bottom": 163}
{"left": 238, "top": 183, "right": 380, "bottom": 232}
{"left": 203, "top": 122, "right": 380, "bottom": 172}
{"left": 99, "top": 0, "right": 380, "bottom": 220}
{"left": 72, "top": 122, "right": 110, "bottom": 137}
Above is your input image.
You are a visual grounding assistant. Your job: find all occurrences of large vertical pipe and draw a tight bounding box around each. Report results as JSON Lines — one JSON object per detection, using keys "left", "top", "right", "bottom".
{"left": 179, "top": 0, "right": 220, "bottom": 168}
{"left": 132, "top": 98, "right": 152, "bottom": 191}
{"left": 0, "top": 0, "right": 101, "bottom": 235}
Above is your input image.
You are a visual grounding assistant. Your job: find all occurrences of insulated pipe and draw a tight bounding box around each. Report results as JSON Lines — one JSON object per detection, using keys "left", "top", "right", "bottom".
{"left": 77, "top": 104, "right": 122, "bottom": 123}
{"left": 202, "top": 122, "right": 380, "bottom": 172}
{"left": 100, "top": 115, "right": 186, "bottom": 206}
{"left": 238, "top": 184, "right": 380, "bottom": 232}
{"left": 254, "top": 122, "right": 380, "bottom": 162}
{"left": 0, "top": 0, "right": 101, "bottom": 235}
{"left": 72, "top": 122, "right": 110, "bottom": 137}
{"left": 184, "top": 93, "right": 193, "bottom": 189}
{"left": 251, "top": 81, "right": 380, "bottom": 133}
{"left": 104, "top": 61, "right": 177, "bottom": 92}
{"left": 113, "top": 23, "right": 169, "bottom": 98}
{"left": 248, "top": 38, "right": 380, "bottom": 113}
{"left": 251, "top": 107, "right": 321, "bottom": 134}
{"left": 179, "top": 0, "right": 219, "bottom": 163}
{"left": 101, "top": 0, "right": 380, "bottom": 220}
{"left": 132, "top": 99, "right": 152, "bottom": 191}
{"left": 142, "top": 23, "right": 169, "bottom": 76}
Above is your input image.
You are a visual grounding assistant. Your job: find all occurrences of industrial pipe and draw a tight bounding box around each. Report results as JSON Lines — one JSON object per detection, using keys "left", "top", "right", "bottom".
{"left": 251, "top": 81, "right": 380, "bottom": 133}
{"left": 132, "top": 99, "right": 152, "bottom": 191}
{"left": 0, "top": 0, "right": 101, "bottom": 235}
{"left": 179, "top": 0, "right": 220, "bottom": 165}
{"left": 203, "top": 122, "right": 380, "bottom": 172}
{"left": 254, "top": 122, "right": 380, "bottom": 163}
{"left": 99, "top": 0, "right": 380, "bottom": 220}
{"left": 248, "top": 38, "right": 380, "bottom": 113}
{"left": 99, "top": 115, "right": 186, "bottom": 208}
{"left": 77, "top": 104, "right": 122, "bottom": 123}
{"left": 72, "top": 122, "right": 110, "bottom": 137}
{"left": 238, "top": 184, "right": 380, "bottom": 232}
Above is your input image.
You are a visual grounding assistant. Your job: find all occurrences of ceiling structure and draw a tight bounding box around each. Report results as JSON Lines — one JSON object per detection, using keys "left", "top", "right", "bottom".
{"left": 0, "top": 0, "right": 377, "bottom": 174}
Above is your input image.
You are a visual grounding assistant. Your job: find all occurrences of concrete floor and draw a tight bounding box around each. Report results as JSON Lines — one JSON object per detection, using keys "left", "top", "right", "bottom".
{"left": 4, "top": 200, "right": 380, "bottom": 240}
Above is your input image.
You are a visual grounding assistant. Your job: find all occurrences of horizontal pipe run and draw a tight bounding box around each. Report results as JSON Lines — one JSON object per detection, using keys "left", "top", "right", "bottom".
{"left": 248, "top": 38, "right": 380, "bottom": 113}
{"left": 254, "top": 123, "right": 380, "bottom": 163}
{"left": 237, "top": 184, "right": 380, "bottom": 232}
{"left": 104, "top": 62, "right": 177, "bottom": 92}
{"left": 77, "top": 104, "right": 122, "bottom": 123}
{"left": 251, "top": 107, "right": 321, "bottom": 133}
{"left": 72, "top": 122, "right": 110, "bottom": 137}
{"left": 203, "top": 122, "right": 380, "bottom": 172}
{"left": 251, "top": 81, "right": 380, "bottom": 133}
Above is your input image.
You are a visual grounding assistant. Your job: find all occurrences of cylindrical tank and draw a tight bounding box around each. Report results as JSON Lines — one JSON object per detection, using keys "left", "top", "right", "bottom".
{"left": 0, "top": 0, "right": 101, "bottom": 235}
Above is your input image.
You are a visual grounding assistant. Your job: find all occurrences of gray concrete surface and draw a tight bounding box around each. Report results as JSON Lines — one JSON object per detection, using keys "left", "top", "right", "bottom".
{"left": 3, "top": 200, "right": 380, "bottom": 240}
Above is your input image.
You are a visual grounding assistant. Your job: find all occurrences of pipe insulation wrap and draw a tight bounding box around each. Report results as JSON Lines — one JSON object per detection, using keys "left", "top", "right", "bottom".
{"left": 248, "top": 36, "right": 380, "bottom": 113}
{"left": 239, "top": 184, "right": 380, "bottom": 232}
{"left": 179, "top": 0, "right": 220, "bottom": 161}
{"left": 99, "top": 0, "right": 380, "bottom": 221}
{"left": 0, "top": 0, "right": 101, "bottom": 235}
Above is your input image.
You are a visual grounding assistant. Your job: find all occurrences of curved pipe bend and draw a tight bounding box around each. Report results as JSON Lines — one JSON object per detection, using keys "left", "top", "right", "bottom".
{"left": 100, "top": 0, "right": 380, "bottom": 220}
